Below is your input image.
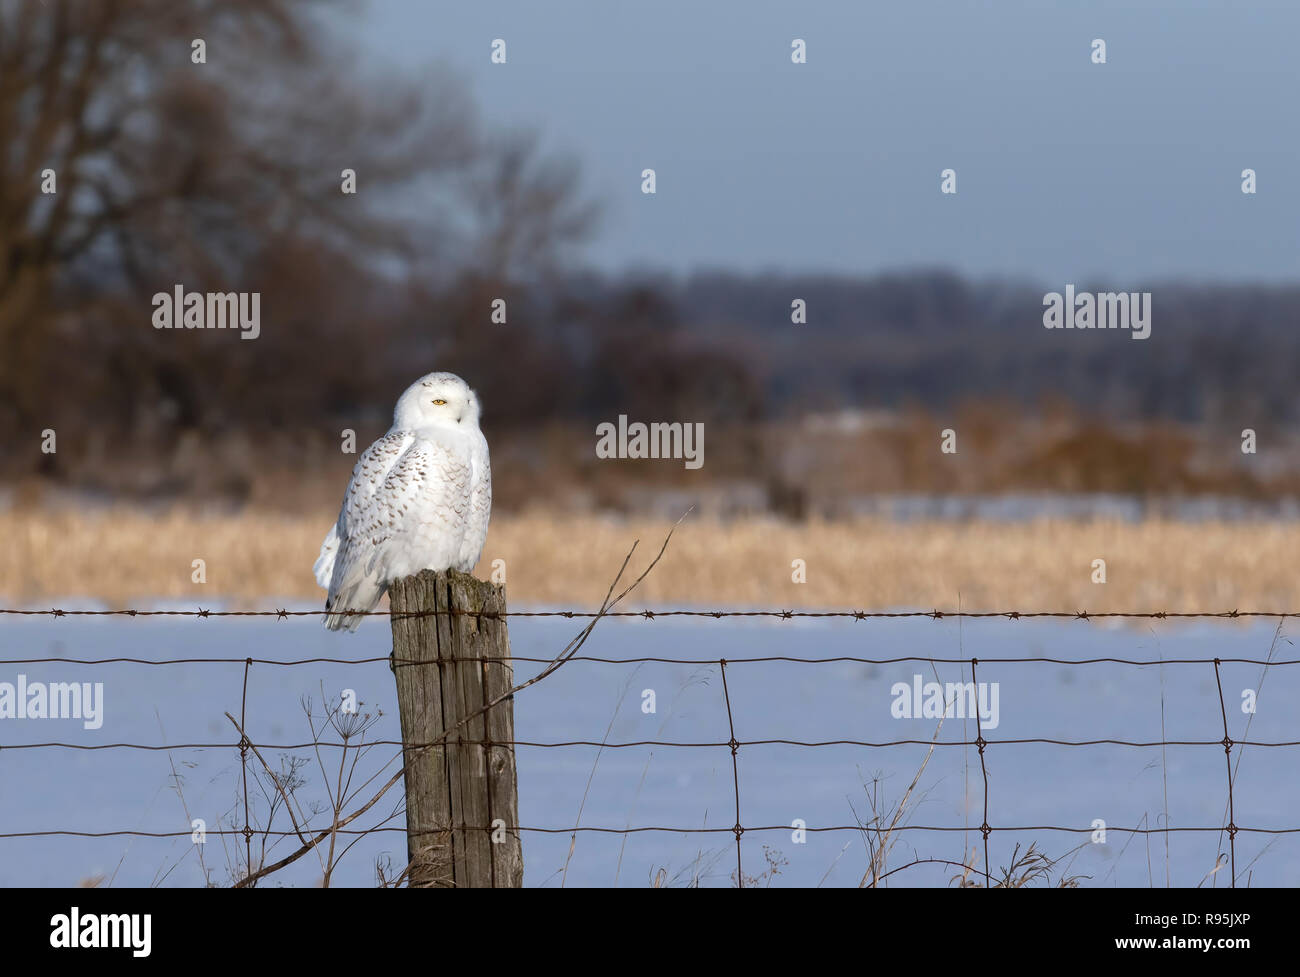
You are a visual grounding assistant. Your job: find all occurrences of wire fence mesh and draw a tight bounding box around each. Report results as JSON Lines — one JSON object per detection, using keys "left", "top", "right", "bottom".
{"left": 0, "top": 606, "right": 1291, "bottom": 887}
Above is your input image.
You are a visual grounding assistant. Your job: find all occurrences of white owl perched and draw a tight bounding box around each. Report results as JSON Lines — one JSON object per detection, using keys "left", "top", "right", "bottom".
{"left": 314, "top": 372, "right": 492, "bottom": 632}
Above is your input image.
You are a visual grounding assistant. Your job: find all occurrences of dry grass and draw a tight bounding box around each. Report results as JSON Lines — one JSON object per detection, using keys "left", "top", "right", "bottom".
{"left": 2, "top": 504, "right": 1300, "bottom": 610}
{"left": 2, "top": 507, "right": 1298, "bottom": 611}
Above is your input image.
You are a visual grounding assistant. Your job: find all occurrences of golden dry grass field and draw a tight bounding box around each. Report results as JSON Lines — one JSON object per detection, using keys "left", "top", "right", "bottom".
{"left": 2, "top": 508, "right": 1298, "bottom": 612}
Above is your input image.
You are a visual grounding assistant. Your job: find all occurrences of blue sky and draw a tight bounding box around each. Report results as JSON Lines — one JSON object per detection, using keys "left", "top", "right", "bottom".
{"left": 355, "top": 0, "right": 1299, "bottom": 283}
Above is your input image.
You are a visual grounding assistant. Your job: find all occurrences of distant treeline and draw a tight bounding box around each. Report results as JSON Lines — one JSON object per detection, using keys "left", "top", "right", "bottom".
{"left": 664, "top": 270, "right": 1300, "bottom": 425}
{"left": 5, "top": 269, "right": 1300, "bottom": 480}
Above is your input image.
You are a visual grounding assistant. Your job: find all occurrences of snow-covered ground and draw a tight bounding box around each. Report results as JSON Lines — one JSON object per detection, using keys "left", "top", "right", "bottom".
{"left": 2, "top": 610, "right": 1296, "bottom": 887}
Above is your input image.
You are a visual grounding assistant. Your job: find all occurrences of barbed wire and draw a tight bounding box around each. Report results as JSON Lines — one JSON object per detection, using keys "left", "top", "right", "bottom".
{"left": 0, "top": 606, "right": 1296, "bottom": 620}
{"left": 0, "top": 607, "right": 1289, "bottom": 887}
{"left": 2, "top": 823, "right": 1295, "bottom": 840}
{"left": 2, "top": 654, "right": 1298, "bottom": 666}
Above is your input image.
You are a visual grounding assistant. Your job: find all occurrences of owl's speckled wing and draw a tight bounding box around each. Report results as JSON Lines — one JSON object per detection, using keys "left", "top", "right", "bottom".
{"left": 456, "top": 427, "right": 492, "bottom": 572}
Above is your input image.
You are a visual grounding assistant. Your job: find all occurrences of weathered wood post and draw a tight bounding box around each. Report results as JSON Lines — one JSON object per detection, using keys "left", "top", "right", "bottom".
{"left": 389, "top": 569, "right": 523, "bottom": 887}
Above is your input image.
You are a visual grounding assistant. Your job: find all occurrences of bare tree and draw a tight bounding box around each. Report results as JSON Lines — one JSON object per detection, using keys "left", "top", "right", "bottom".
{"left": 0, "top": 0, "right": 594, "bottom": 475}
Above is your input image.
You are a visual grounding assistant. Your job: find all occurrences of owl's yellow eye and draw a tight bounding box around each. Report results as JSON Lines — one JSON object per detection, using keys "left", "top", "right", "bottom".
{"left": 432, "top": 399, "right": 447, "bottom": 406}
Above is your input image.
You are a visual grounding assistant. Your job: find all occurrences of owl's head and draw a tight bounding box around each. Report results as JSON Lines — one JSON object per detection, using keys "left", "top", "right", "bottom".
{"left": 394, "top": 372, "right": 482, "bottom": 431}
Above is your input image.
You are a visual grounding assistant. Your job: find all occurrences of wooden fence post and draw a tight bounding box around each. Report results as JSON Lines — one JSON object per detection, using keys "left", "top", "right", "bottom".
{"left": 389, "top": 568, "right": 523, "bottom": 888}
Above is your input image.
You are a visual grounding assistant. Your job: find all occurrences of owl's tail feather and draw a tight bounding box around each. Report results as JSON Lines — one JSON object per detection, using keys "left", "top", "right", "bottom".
{"left": 324, "top": 567, "right": 385, "bottom": 633}
{"left": 314, "top": 525, "right": 340, "bottom": 590}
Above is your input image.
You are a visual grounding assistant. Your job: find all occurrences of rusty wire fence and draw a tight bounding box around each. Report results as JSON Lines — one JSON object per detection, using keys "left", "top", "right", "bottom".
{"left": 1, "top": 606, "right": 1298, "bottom": 887}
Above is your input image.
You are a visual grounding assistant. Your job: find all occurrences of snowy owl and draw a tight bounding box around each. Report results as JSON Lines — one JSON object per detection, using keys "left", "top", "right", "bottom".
{"left": 313, "top": 372, "right": 491, "bottom": 632}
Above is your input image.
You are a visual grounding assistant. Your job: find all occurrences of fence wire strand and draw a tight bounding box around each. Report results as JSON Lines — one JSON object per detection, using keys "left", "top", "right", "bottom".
{"left": 0, "top": 607, "right": 1297, "bottom": 620}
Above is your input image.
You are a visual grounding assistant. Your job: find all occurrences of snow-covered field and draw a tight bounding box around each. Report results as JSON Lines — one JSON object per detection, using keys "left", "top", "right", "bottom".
{"left": 2, "top": 610, "right": 1297, "bottom": 887}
